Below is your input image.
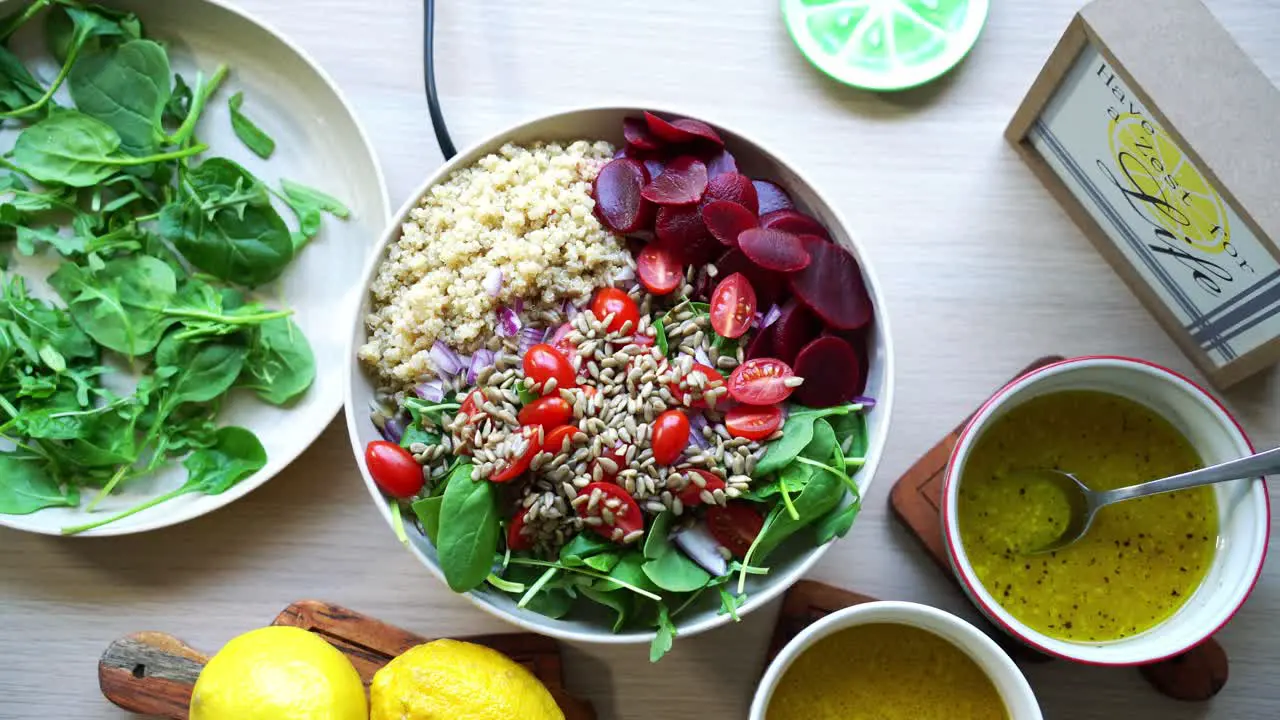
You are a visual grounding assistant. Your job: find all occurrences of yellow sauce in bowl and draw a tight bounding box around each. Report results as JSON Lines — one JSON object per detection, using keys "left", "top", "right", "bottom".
{"left": 767, "top": 623, "right": 1008, "bottom": 720}
{"left": 957, "top": 390, "right": 1217, "bottom": 642}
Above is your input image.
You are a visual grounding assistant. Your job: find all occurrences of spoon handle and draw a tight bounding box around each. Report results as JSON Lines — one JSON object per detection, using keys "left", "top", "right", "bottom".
{"left": 1100, "top": 446, "right": 1280, "bottom": 505}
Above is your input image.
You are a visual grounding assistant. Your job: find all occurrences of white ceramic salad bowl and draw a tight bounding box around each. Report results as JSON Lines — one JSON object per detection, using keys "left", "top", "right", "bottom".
{"left": 343, "top": 105, "right": 895, "bottom": 646}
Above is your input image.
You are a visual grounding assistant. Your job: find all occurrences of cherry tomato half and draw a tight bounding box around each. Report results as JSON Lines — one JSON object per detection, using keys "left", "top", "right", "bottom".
{"left": 550, "top": 323, "right": 579, "bottom": 364}
{"left": 365, "top": 440, "right": 424, "bottom": 499}
{"left": 667, "top": 363, "right": 725, "bottom": 409}
{"left": 709, "top": 272, "right": 756, "bottom": 339}
{"left": 591, "top": 287, "right": 641, "bottom": 334}
{"left": 507, "top": 509, "right": 533, "bottom": 551}
{"left": 490, "top": 426, "right": 540, "bottom": 482}
{"left": 541, "top": 424, "right": 579, "bottom": 455}
{"left": 518, "top": 395, "right": 572, "bottom": 430}
{"left": 576, "top": 481, "right": 644, "bottom": 542}
{"left": 651, "top": 409, "right": 691, "bottom": 466}
{"left": 725, "top": 404, "right": 784, "bottom": 441}
{"left": 706, "top": 502, "right": 765, "bottom": 558}
{"left": 459, "top": 389, "right": 483, "bottom": 417}
{"left": 727, "top": 358, "right": 797, "bottom": 405}
{"left": 676, "top": 468, "right": 727, "bottom": 507}
{"left": 523, "top": 343, "right": 577, "bottom": 389}
{"left": 591, "top": 444, "right": 629, "bottom": 483}
{"left": 637, "top": 243, "right": 683, "bottom": 295}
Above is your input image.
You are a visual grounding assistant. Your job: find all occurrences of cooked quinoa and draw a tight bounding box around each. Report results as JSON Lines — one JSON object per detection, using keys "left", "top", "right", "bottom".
{"left": 358, "top": 140, "right": 634, "bottom": 388}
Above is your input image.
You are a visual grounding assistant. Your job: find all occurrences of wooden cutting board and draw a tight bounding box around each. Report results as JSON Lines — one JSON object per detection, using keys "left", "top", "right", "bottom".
{"left": 99, "top": 600, "right": 595, "bottom": 719}
{"left": 888, "top": 356, "right": 1229, "bottom": 702}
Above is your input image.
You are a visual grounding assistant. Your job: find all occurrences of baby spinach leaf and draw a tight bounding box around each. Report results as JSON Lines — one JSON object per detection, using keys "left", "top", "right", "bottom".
{"left": 228, "top": 91, "right": 275, "bottom": 159}
{"left": 12, "top": 111, "right": 205, "bottom": 187}
{"left": 0, "top": 452, "right": 75, "bottom": 514}
{"left": 0, "top": 45, "right": 45, "bottom": 112}
{"left": 181, "top": 426, "right": 267, "bottom": 493}
{"left": 596, "top": 550, "right": 660, "bottom": 594}
{"left": 48, "top": 255, "right": 177, "bottom": 356}
{"left": 813, "top": 499, "right": 860, "bottom": 544}
{"left": 749, "top": 466, "right": 845, "bottom": 563}
{"left": 581, "top": 587, "right": 631, "bottom": 633}
{"left": 436, "top": 463, "right": 499, "bottom": 592}
{"left": 755, "top": 404, "right": 857, "bottom": 476}
{"left": 650, "top": 604, "right": 677, "bottom": 662}
{"left": 802, "top": 419, "right": 836, "bottom": 464}
{"left": 717, "top": 587, "right": 745, "bottom": 621}
{"left": 156, "top": 336, "right": 249, "bottom": 408}
{"left": 560, "top": 532, "right": 617, "bottom": 567}
{"left": 412, "top": 495, "right": 443, "bottom": 545}
{"left": 163, "top": 72, "right": 192, "bottom": 127}
{"left": 69, "top": 39, "right": 171, "bottom": 156}
{"left": 522, "top": 585, "right": 575, "bottom": 619}
{"left": 399, "top": 422, "right": 438, "bottom": 450}
{"left": 240, "top": 317, "right": 315, "bottom": 405}
{"left": 642, "top": 511, "right": 712, "bottom": 593}
{"left": 44, "top": 5, "right": 131, "bottom": 65}
{"left": 829, "top": 410, "right": 868, "bottom": 459}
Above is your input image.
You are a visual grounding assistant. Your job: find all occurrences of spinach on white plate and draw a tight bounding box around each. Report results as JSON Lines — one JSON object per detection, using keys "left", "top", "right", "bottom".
{"left": 0, "top": 1, "right": 348, "bottom": 533}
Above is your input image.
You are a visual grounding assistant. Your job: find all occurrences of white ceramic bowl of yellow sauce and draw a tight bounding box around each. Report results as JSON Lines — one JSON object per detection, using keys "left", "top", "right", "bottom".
{"left": 942, "top": 356, "right": 1270, "bottom": 665}
{"left": 751, "top": 600, "right": 1042, "bottom": 720}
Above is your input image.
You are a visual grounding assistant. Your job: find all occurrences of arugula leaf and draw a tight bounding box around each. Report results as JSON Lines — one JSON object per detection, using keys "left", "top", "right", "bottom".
{"left": 239, "top": 317, "right": 315, "bottom": 405}
{"left": 436, "top": 463, "right": 499, "bottom": 592}
{"left": 0, "top": 453, "right": 75, "bottom": 514}
{"left": 717, "top": 586, "right": 745, "bottom": 621}
{"left": 277, "top": 178, "right": 349, "bottom": 249}
{"left": 653, "top": 316, "right": 669, "bottom": 356}
{"left": 227, "top": 91, "right": 275, "bottom": 159}
{"left": 68, "top": 39, "right": 171, "bottom": 156}
{"left": 650, "top": 604, "right": 677, "bottom": 662}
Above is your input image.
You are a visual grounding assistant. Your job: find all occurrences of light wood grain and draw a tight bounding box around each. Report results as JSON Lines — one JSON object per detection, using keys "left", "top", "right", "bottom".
{"left": 2, "top": 1, "right": 1279, "bottom": 718}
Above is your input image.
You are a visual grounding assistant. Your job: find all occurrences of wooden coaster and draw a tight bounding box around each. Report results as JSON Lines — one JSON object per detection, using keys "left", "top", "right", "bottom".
{"left": 764, "top": 580, "right": 878, "bottom": 666}
{"left": 888, "top": 356, "right": 1229, "bottom": 701}
{"left": 99, "top": 600, "right": 595, "bottom": 719}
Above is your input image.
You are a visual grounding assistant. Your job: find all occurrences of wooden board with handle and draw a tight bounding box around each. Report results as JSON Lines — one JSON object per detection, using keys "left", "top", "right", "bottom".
{"left": 99, "top": 600, "right": 595, "bottom": 719}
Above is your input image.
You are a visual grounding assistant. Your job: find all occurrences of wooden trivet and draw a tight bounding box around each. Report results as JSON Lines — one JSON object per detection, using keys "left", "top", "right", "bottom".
{"left": 764, "top": 580, "right": 877, "bottom": 666}
{"left": 889, "top": 356, "right": 1228, "bottom": 701}
{"left": 99, "top": 600, "right": 595, "bottom": 719}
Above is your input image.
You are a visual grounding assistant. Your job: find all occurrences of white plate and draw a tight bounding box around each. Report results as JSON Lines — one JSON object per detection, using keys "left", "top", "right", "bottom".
{"left": 0, "top": 0, "right": 389, "bottom": 536}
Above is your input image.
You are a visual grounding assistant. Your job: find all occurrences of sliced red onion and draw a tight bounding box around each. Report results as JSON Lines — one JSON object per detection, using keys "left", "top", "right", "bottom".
{"left": 852, "top": 395, "right": 877, "bottom": 410}
{"left": 380, "top": 414, "right": 406, "bottom": 444}
{"left": 562, "top": 300, "right": 580, "bottom": 320}
{"left": 513, "top": 297, "right": 525, "bottom": 314}
{"left": 467, "top": 349, "right": 496, "bottom": 384}
{"left": 496, "top": 305, "right": 522, "bottom": 337}
{"left": 517, "top": 326, "right": 544, "bottom": 356}
{"left": 482, "top": 269, "right": 503, "bottom": 297}
{"left": 613, "top": 265, "right": 636, "bottom": 285}
{"left": 761, "top": 304, "right": 782, "bottom": 328}
{"left": 414, "top": 379, "right": 446, "bottom": 402}
{"left": 673, "top": 524, "right": 729, "bottom": 577}
{"left": 694, "top": 347, "right": 712, "bottom": 366}
{"left": 687, "top": 413, "right": 711, "bottom": 450}
{"left": 429, "top": 341, "right": 464, "bottom": 376}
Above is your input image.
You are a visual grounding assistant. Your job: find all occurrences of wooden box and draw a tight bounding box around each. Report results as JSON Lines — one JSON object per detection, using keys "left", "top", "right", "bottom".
{"left": 1006, "top": 0, "right": 1280, "bottom": 389}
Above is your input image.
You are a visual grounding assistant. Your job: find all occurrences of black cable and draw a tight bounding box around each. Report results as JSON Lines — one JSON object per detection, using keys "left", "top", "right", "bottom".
{"left": 424, "top": 0, "right": 456, "bottom": 160}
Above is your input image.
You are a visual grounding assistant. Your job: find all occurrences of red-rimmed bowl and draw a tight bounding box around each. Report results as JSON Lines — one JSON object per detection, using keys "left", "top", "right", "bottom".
{"left": 942, "top": 356, "right": 1269, "bottom": 665}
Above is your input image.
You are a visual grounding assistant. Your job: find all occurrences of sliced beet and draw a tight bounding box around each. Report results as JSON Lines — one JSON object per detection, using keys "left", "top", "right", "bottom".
{"left": 704, "top": 173, "right": 759, "bottom": 215}
{"left": 670, "top": 118, "right": 724, "bottom": 147}
{"left": 716, "top": 249, "right": 784, "bottom": 309}
{"left": 744, "top": 326, "right": 776, "bottom": 361}
{"left": 753, "top": 180, "right": 794, "bottom": 215}
{"left": 655, "top": 205, "right": 717, "bottom": 264}
{"left": 792, "top": 336, "right": 862, "bottom": 408}
{"left": 737, "top": 228, "right": 811, "bottom": 272}
{"left": 788, "top": 235, "right": 873, "bottom": 330}
{"left": 701, "top": 200, "right": 758, "bottom": 247}
{"left": 643, "top": 112, "right": 723, "bottom": 146}
{"left": 641, "top": 155, "right": 707, "bottom": 205}
{"left": 705, "top": 148, "right": 738, "bottom": 178}
{"left": 624, "top": 116, "right": 663, "bottom": 151}
{"left": 613, "top": 147, "right": 628, "bottom": 159}
{"left": 690, "top": 264, "right": 716, "bottom": 301}
{"left": 761, "top": 209, "right": 829, "bottom": 240}
{"left": 642, "top": 156, "right": 666, "bottom": 182}
{"left": 592, "top": 158, "right": 653, "bottom": 234}
{"left": 770, "top": 299, "right": 819, "bottom": 365}
{"left": 821, "top": 328, "right": 870, "bottom": 396}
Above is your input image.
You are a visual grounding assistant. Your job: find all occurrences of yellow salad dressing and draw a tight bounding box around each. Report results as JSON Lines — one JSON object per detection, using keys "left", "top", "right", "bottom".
{"left": 767, "top": 623, "right": 1008, "bottom": 720}
{"left": 958, "top": 390, "right": 1217, "bottom": 642}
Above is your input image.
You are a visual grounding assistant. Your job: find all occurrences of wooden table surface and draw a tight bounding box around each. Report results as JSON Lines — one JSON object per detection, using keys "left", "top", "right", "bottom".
{"left": 3, "top": 0, "right": 1279, "bottom": 718}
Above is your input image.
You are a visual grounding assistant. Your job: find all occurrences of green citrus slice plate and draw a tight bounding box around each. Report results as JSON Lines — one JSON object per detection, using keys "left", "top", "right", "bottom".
{"left": 782, "top": 0, "right": 989, "bottom": 91}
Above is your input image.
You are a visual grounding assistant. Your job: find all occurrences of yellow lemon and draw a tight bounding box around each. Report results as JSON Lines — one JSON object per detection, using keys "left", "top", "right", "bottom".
{"left": 190, "top": 626, "right": 368, "bottom": 720}
{"left": 369, "top": 639, "right": 563, "bottom": 720}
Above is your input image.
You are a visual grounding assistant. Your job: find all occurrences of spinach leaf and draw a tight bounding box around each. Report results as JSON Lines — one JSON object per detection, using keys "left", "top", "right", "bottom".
{"left": 48, "top": 255, "right": 177, "bottom": 356}
{"left": 162, "top": 158, "right": 293, "bottom": 286}
{"left": 581, "top": 587, "right": 631, "bottom": 632}
{"left": 755, "top": 404, "right": 857, "bottom": 475}
{"left": 44, "top": 5, "right": 132, "bottom": 65}
{"left": 749, "top": 464, "right": 845, "bottom": 563}
{"left": 11, "top": 111, "right": 205, "bottom": 187}
{"left": 522, "top": 585, "right": 575, "bottom": 619}
{"left": 228, "top": 91, "right": 275, "bottom": 159}
{"left": 642, "top": 511, "right": 711, "bottom": 593}
{"left": 717, "top": 586, "right": 745, "bottom": 621}
{"left": 239, "top": 317, "right": 315, "bottom": 405}
{"left": 277, "top": 179, "right": 349, "bottom": 249}
{"left": 560, "top": 532, "right": 617, "bottom": 567}
{"left": 803, "top": 419, "right": 837, "bottom": 464}
{"left": 163, "top": 72, "right": 192, "bottom": 127}
{"left": 412, "top": 495, "right": 444, "bottom": 545}
{"left": 436, "top": 463, "right": 499, "bottom": 592}
{"left": 16, "top": 225, "right": 84, "bottom": 256}
{"left": 596, "top": 550, "right": 660, "bottom": 594}
{"left": 650, "top": 604, "right": 677, "bottom": 662}
{"left": 0, "top": 452, "right": 75, "bottom": 514}
{"left": 0, "top": 45, "right": 45, "bottom": 112}
{"left": 813, "top": 500, "right": 860, "bottom": 544}
{"left": 399, "top": 422, "right": 438, "bottom": 450}
{"left": 156, "top": 335, "right": 249, "bottom": 407}
{"left": 829, "top": 410, "right": 868, "bottom": 459}
{"left": 69, "top": 39, "right": 171, "bottom": 156}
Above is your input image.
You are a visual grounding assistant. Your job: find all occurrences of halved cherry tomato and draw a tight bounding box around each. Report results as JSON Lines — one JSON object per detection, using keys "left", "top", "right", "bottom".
{"left": 637, "top": 243, "right": 683, "bottom": 295}
{"left": 550, "top": 323, "right": 579, "bottom": 364}
{"left": 666, "top": 363, "right": 725, "bottom": 409}
{"left": 576, "top": 481, "right": 644, "bottom": 542}
{"left": 727, "top": 358, "right": 796, "bottom": 405}
{"left": 490, "top": 426, "right": 540, "bottom": 482}
{"left": 591, "top": 444, "right": 629, "bottom": 483}
{"left": 725, "top": 404, "right": 784, "bottom": 441}
{"left": 709, "top": 272, "right": 756, "bottom": 339}
{"left": 541, "top": 424, "right": 578, "bottom": 454}
{"left": 523, "top": 343, "right": 577, "bottom": 389}
{"left": 365, "top": 440, "right": 424, "bottom": 499}
{"left": 591, "top": 287, "right": 640, "bottom": 333}
{"left": 518, "top": 396, "right": 572, "bottom": 430}
{"left": 706, "top": 502, "right": 765, "bottom": 558}
{"left": 676, "top": 468, "right": 727, "bottom": 507}
{"left": 459, "top": 389, "right": 483, "bottom": 417}
{"left": 507, "top": 510, "right": 533, "bottom": 551}
{"left": 651, "top": 409, "right": 690, "bottom": 465}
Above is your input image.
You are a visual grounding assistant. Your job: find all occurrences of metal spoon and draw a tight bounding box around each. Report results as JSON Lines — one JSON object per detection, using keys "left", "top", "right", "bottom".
{"left": 1018, "top": 447, "right": 1280, "bottom": 554}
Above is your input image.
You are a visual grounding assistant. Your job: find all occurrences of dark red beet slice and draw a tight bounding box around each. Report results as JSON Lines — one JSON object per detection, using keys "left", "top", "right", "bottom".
{"left": 821, "top": 328, "right": 870, "bottom": 396}
{"left": 643, "top": 112, "right": 723, "bottom": 147}
{"left": 789, "top": 235, "right": 873, "bottom": 330}
{"left": 641, "top": 157, "right": 666, "bottom": 182}
{"left": 641, "top": 156, "right": 707, "bottom": 205}
{"left": 701, "top": 200, "right": 758, "bottom": 247}
{"left": 770, "top": 299, "right": 819, "bottom": 365}
{"left": 624, "top": 117, "right": 663, "bottom": 151}
{"left": 753, "top": 180, "right": 794, "bottom": 215}
{"left": 737, "top": 228, "right": 811, "bottom": 272}
{"left": 690, "top": 264, "right": 716, "bottom": 301}
{"left": 792, "top": 336, "right": 862, "bottom": 408}
{"left": 593, "top": 158, "right": 652, "bottom": 234}
{"left": 744, "top": 326, "right": 776, "bottom": 361}
{"left": 613, "top": 147, "right": 628, "bottom": 159}
{"left": 705, "top": 148, "right": 738, "bottom": 178}
{"left": 704, "top": 173, "right": 759, "bottom": 215}
{"left": 716, "top": 249, "right": 784, "bottom": 309}
{"left": 655, "top": 205, "right": 718, "bottom": 265}
{"left": 671, "top": 118, "right": 724, "bottom": 146}
{"left": 761, "top": 209, "right": 829, "bottom": 240}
